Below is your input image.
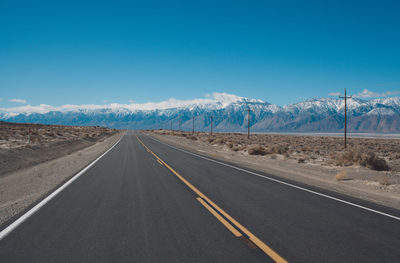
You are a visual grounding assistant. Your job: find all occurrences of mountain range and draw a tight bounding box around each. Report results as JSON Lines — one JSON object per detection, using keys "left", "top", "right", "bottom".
{"left": 1, "top": 94, "right": 399, "bottom": 133}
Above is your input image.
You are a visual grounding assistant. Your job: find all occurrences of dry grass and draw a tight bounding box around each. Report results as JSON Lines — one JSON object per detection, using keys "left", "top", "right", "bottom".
{"left": 335, "top": 171, "right": 348, "bottom": 181}
{"left": 151, "top": 130, "right": 400, "bottom": 172}
{"left": 379, "top": 175, "right": 391, "bottom": 186}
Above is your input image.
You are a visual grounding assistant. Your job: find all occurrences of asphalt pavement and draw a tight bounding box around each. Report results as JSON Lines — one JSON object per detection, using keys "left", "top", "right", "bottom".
{"left": 1, "top": 131, "right": 399, "bottom": 263}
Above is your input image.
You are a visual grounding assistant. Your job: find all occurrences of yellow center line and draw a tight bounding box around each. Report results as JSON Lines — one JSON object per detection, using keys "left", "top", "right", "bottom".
{"left": 135, "top": 134, "right": 288, "bottom": 263}
{"left": 196, "top": 197, "right": 242, "bottom": 238}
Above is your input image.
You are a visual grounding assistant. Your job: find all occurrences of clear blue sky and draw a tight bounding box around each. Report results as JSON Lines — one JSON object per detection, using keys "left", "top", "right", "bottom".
{"left": 1, "top": 0, "right": 399, "bottom": 107}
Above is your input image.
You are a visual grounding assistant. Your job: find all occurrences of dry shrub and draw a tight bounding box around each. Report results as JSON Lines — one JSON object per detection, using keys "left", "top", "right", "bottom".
{"left": 231, "top": 146, "right": 240, "bottom": 151}
{"left": 30, "top": 136, "right": 40, "bottom": 144}
{"left": 226, "top": 142, "right": 233, "bottom": 148}
{"left": 44, "top": 132, "right": 55, "bottom": 137}
{"left": 298, "top": 158, "right": 305, "bottom": 163}
{"left": 335, "top": 171, "right": 347, "bottom": 181}
{"left": 335, "top": 149, "right": 389, "bottom": 171}
{"left": 362, "top": 152, "right": 389, "bottom": 171}
{"left": 335, "top": 150, "right": 355, "bottom": 166}
{"left": 188, "top": 135, "right": 198, "bottom": 141}
{"left": 247, "top": 144, "right": 266, "bottom": 155}
{"left": 200, "top": 137, "right": 208, "bottom": 142}
{"left": 265, "top": 144, "right": 288, "bottom": 155}
{"left": 301, "top": 146, "right": 310, "bottom": 152}
{"left": 379, "top": 175, "right": 390, "bottom": 186}
{"left": 214, "top": 138, "right": 224, "bottom": 144}
{"left": 389, "top": 152, "right": 400, "bottom": 160}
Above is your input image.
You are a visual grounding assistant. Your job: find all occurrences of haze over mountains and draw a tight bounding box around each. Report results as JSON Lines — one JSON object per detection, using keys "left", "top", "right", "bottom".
{"left": 1, "top": 93, "right": 399, "bottom": 133}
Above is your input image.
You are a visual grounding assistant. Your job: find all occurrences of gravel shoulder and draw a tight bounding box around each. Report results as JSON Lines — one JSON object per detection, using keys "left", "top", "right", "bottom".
{"left": 148, "top": 132, "right": 400, "bottom": 210}
{"left": 0, "top": 132, "right": 123, "bottom": 228}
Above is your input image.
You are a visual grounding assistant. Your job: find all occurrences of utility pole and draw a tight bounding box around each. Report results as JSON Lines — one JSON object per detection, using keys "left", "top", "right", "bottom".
{"left": 339, "top": 88, "right": 352, "bottom": 149}
{"left": 192, "top": 116, "right": 195, "bottom": 134}
{"left": 247, "top": 106, "right": 251, "bottom": 139}
{"left": 170, "top": 121, "right": 172, "bottom": 131}
{"left": 210, "top": 115, "right": 213, "bottom": 136}
{"left": 178, "top": 118, "right": 181, "bottom": 131}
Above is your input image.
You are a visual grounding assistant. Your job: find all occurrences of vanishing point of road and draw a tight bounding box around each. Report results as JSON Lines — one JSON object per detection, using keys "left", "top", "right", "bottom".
{"left": 1, "top": 131, "right": 399, "bottom": 262}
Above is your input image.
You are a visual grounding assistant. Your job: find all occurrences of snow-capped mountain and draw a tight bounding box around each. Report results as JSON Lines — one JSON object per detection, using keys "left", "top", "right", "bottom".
{"left": 1, "top": 93, "right": 399, "bottom": 132}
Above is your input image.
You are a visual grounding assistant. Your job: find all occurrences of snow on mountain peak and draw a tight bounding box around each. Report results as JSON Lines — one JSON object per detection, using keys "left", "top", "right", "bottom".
{"left": 0, "top": 93, "right": 399, "bottom": 118}
{"left": 367, "top": 108, "right": 395, "bottom": 116}
{"left": 0, "top": 92, "right": 262, "bottom": 115}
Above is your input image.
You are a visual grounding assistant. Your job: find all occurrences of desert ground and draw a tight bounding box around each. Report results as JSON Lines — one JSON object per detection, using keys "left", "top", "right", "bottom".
{"left": 151, "top": 130, "right": 400, "bottom": 172}
{"left": 0, "top": 121, "right": 119, "bottom": 175}
{"left": 147, "top": 129, "right": 400, "bottom": 209}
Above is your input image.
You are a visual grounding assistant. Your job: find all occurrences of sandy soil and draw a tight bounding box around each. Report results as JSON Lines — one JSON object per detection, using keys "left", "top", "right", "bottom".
{"left": 147, "top": 130, "right": 400, "bottom": 210}
{"left": 0, "top": 121, "right": 119, "bottom": 175}
{"left": 0, "top": 129, "right": 122, "bottom": 227}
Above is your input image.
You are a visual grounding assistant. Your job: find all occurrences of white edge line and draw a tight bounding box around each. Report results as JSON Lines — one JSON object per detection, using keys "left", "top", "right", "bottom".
{"left": 145, "top": 134, "right": 400, "bottom": 221}
{"left": 0, "top": 133, "right": 125, "bottom": 241}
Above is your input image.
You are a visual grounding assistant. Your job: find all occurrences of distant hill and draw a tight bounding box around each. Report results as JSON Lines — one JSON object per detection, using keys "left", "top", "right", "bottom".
{"left": 1, "top": 95, "right": 399, "bottom": 132}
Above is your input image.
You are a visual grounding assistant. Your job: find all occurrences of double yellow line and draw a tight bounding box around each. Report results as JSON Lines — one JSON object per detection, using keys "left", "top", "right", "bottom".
{"left": 135, "top": 134, "right": 288, "bottom": 263}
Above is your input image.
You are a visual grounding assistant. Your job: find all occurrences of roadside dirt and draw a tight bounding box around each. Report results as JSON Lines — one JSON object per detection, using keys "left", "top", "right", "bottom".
{"left": 0, "top": 124, "right": 122, "bottom": 227}
{"left": 147, "top": 130, "right": 400, "bottom": 210}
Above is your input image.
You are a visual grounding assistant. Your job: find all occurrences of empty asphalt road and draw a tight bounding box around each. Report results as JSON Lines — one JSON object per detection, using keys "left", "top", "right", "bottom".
{"left": 1, "top": 131, "right": 399, "bottom": 262}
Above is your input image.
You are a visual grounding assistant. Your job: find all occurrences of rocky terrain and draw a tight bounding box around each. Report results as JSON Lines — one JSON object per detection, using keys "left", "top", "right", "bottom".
{"left": 0, "top": 121, "right": 118, "bottom": 175}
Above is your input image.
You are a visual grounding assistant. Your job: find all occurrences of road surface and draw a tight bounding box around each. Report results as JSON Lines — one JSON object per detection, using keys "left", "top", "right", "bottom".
{"left": 1, "top": 131, "right": 399, "bottom": 262}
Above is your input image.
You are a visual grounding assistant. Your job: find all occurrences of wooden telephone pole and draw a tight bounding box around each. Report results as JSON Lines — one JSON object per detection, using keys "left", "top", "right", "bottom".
{"left": 247, "top": 107, "right": 251, "bottom": 139}
{"left": 192, "top": 116, "right": 195, "bottom": 134}
{"left": 210, "top": 115, "right": 213, "bottom": 136}
{"left": 339, "top": 88, "right": 352, "bottom": 149}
